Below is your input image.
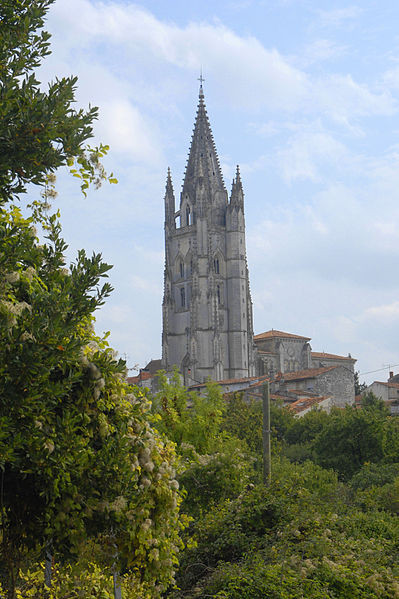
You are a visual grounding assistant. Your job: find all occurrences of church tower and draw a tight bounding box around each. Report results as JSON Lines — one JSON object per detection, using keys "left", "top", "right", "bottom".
{"left": 162, "top": 84, "right": 256, "bottom": 384}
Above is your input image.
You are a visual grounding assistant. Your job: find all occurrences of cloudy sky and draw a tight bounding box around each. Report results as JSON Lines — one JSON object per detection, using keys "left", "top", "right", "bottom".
{"left": 36, "top": 0, "right": 399, "bottom": 383}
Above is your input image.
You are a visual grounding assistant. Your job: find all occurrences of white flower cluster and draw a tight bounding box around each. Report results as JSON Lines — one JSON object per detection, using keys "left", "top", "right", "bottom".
{"left": 109, "top": 496, "right": 127, "bottom": 512}
{"left": 5, "top": 271, "right": 20, "bottom": 284}
{"left": 1, "top": 300, "right": 32, "bottom": 328}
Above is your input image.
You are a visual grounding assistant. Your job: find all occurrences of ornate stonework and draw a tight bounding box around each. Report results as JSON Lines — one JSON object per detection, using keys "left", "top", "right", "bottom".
{"left": 162, "top": 86, "right": 256, "bottom": 384}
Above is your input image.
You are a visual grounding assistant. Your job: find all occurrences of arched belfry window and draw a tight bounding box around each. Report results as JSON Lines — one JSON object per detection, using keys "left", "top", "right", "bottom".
{"left": 214, "top": 258, "right": 220, "bottom": 274}
{"left": 180, "top": 261, "right": 184, "bottom": 278}
{"left": 186, "top": 205, "right": 191, "bottom": 226}
{"left": 180, "top": 287, "right": 186, "bottom": 308}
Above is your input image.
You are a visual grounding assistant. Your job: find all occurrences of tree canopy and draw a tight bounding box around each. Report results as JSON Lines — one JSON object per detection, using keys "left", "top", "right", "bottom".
{"left": 0, "top": 2, "right": 183, "bottom": 597}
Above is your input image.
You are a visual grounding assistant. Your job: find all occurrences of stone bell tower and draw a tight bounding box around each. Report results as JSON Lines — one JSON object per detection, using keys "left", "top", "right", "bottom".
{"left": 162, "top": 84, "right": 256, "bottom": 384}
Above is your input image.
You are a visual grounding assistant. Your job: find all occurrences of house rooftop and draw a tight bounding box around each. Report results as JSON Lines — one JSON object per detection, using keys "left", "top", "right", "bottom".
{"left": 254, "top": 329, "right": 311, "bottom": 341}
{"left": 127, "top": 371, "right": 153, "bottom": 385}
{"left": 189, "top": 374, "right": 270, "bottom": 390}
{"left": 288, "top": 395, "right": 331, "bottom": 414}
{"left": 277, "top": 366, "right": 338, "bottom": 381}
{"left": 312, "top": 351, "right": 355, "bottom": 362}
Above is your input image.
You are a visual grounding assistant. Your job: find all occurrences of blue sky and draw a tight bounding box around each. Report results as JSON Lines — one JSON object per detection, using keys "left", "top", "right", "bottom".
{"left": 36, "top": 0, "right": 399, "bottom": 383}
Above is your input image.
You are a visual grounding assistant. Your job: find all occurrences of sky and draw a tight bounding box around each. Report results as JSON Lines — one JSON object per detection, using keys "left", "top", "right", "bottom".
{"left": 35, "top": 0, "right": 399, "bottom": 383}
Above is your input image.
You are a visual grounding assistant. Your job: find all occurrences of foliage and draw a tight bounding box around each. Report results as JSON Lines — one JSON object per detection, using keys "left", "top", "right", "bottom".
{"left": 361, "top": 391, "right": 390, "bottom": 414}
{"left": 0, "top": 205, "right": 184, "bottom": 596}
{"left": 312, "top": 406, "right": 387, "bottom": 480}
{"left": 150, "top": 373, "right": 254, "bottom": 517}
{"left": 178, "top": 437, "right": 255, "bottom": 518}
{"left": 152, "top": 370, "right": 228, "bottom": 455}
{"left": 0, "top": 0, "right": 115, "bottom": 203}
{"left": 350, "top": 462, "right": 399, "bottom": 491}
{"left": 285, "top": 407, "right": 329, "bottom": 445}
{"left": 0, "top": 1, "right": 182, "bottom": 596}
{"left": 171, "top": 459, "right": 399, "bottom": 599}
{"left": 220, "top": 393, "right": 263, "bottom": 454}
{"left": 354, "top": 370, "right": 368, "bottom": 395}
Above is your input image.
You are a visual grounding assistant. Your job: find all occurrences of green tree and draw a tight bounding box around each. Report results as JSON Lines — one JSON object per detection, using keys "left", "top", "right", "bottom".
{"left": 0, "top": 0, "right": 116, "bottom": 203}
{"left": 313, "top": 406, "right": 386, "bottom": 480}
{"left": 221, "top": 393, "right": 294, "bottom": 456}
{"left": 0, "top": 2, "right": 182, "bottom": 596}
{"left": 354, "top": 371, "right": 367, "bottom": 395}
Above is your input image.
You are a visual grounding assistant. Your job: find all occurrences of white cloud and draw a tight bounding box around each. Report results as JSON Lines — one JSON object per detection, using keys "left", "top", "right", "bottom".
{"left": 276, "top": 124, "right": 348, "bottom": 182}
{"left": 46, "top": 0, "right": 397, "bottom": 129}
{"left": 295, "top": 39, "right": 347, "bottom": 68}
{"left": 382, "top": 65, "right": 399, "bottom": 93}
{"left": 98, "top": 99, "right": 162, "bottom": 163}
{"left": 313, "top": 74, "right": 396, "bottom": 125}
{"left": 316, "top": 6, "right": 363, "bottom": 28}
{"left": 361, "top": 301, "right": 399, "bottom": 323}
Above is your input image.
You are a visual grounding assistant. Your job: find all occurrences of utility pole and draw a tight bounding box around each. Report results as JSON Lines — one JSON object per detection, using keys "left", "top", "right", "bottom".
{"left": 262, "top": 381, "right": 271, "bottom": 485}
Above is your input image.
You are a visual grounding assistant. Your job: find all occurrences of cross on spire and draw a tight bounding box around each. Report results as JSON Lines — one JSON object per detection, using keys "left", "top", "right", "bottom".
{"left": 198, "top": 68, "right": 205, "bottom": 88}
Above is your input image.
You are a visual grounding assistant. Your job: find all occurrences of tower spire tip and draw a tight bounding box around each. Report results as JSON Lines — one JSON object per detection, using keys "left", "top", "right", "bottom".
{"left": 198, "top": 68, "right": 205, "bottom": 97}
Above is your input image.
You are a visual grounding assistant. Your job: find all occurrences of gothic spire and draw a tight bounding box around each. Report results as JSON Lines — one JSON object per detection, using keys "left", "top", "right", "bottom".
{"left": 166, "top": 166, "right": 174, "bottom": 195}
{"left": 230, "top": 164, "right": 244, "bottom": 207}
{"left": 164, "top": 166, "right": 175, "bottom": 224}
{"left": 182, "top": 87, "right": 226, "bottom": 200}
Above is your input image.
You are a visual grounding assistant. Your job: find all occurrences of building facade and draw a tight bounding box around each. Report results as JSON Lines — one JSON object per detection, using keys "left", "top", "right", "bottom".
{"left": 254, "top": 329, "right": 356, "bottom": 376}
{"left": 162, "top": 85, "right": 256, "bottom": 384}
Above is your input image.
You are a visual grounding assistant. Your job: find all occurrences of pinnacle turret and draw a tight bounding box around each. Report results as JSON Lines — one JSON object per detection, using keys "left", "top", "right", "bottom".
{"left": 182, "top": 87, "right": 226, "bottom": 201}
{"left": 230, "top": 164, "right": 244, "bottom": 207}
{"left": 164, "top": 167, "right": 175, "bottom": 224}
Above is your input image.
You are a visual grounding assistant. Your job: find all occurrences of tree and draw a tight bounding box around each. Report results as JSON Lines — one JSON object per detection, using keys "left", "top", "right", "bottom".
{"left": 354, "top": 371, "right": 367, "bottom": 396}
{"left": 312, "top": 406, "right": 386, "bottom": 480}
{"left": 0, "top": 2, "right": 182, "bottom": 596}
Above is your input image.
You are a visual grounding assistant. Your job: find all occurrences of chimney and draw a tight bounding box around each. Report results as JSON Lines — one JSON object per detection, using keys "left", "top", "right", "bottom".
{"left": 389, "top": 371, "right": 394, "bottom": 380}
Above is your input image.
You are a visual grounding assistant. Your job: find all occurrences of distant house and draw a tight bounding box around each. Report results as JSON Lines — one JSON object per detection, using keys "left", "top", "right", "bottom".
{"left": 362, "top": 372, "right": 399, "bottom": 415}
{"left": 253, "top": 329, "right": 355, "bottom": 406}
{"left": 126, "top": 359, "right": 163, "bottom": 392}
{"left": 254, "top": 329, "right": 356, "bottom": 378}
{"left": 242, "top": 364, "right": 352, "bottom": 408}
{"left": 138, "top": 329, "right": 356, "bottom": 408}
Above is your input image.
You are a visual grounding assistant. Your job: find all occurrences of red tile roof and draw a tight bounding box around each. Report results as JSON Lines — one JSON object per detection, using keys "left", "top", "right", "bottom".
{"left": 312, "top": 351, "right": 355, "bottom": 362}
{"left": 127, "top": 371, "right": 153, "bottom": 385}
{"left": 254, "top": 329, "right": 311, "bottom": 341}
{"left": 278, "top": 366, "right": 338, "bottom": 381}
{"left": 189, "top": 374, "right": 270, "bottom": 389}
{"left": 288, "top": 396, "right": 331, "bottom": 414}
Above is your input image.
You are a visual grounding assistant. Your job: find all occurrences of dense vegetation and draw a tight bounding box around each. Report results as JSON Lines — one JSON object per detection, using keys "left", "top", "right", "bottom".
{"left": 0, "top": 2, "right": 183, "bottom": 597}
{"left": 145, "top": 376, "right": 399, "bottom": 598}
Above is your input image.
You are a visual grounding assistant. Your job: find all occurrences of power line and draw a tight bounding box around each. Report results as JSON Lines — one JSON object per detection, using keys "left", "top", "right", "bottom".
{"left": 359, "top": 363, "right": 399, "bottom": 376}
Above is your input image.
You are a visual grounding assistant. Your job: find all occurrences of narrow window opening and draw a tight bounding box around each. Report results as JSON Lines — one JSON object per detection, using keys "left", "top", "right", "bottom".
{"left": 190, "top": 259, "right": 193, "bottom": 274}
{"left": 180, "top": 262, "right": 184, "bottom": 278}
{"left": 214, "top": 258, "right": 219, "bottom": 274}
{"left": 180, "top": 287, "right": 186, "bottom": 308}
{"left": 217, "top": 285, "right": 221, "bottom": 305}
{"left": 186, "top": 205, "right": 191, "bottom": 226}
